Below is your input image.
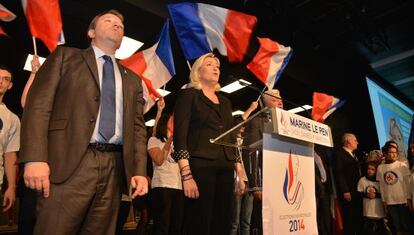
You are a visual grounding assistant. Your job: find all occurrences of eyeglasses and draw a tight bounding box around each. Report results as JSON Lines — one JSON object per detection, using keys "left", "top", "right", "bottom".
{"left": 0, "top": 76, "right": 11, "bottom": 82}
{"left": 387, "top": 151, "right": 398, "bottom": 154}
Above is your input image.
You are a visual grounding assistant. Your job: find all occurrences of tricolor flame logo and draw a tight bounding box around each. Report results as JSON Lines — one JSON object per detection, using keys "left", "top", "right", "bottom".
{"left": 282, "top": 151, "right": 304, "bottom": 210}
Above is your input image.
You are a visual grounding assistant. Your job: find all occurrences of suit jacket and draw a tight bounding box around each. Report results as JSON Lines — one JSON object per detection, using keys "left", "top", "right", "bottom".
{"left": 19, "top": 46, "right": 147, "bottom": 184}
{"left": 334, "top": 147, "right": 361, "bottom": 196}
{"left": 173, "top": 88, "right": 237, "bottom": 161}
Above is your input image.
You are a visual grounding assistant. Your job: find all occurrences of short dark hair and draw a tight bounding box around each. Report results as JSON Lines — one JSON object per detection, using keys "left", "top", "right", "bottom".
{"left": 381, "top": 143, "right": 397, "bottom": 154}
{"left": 384, "top": 140, "right": 398, "bottom": 149}
{"left": 0, "top": 64, "right": 13, "bottom": 82}
{"left": 155, "top": 113, "right": 171, "bottom": 142}
{"left": 87, "top": 9, "right": 124, "bottom": 37}
{"left": 366, "top": 161, "right": 378, "bottom": 170}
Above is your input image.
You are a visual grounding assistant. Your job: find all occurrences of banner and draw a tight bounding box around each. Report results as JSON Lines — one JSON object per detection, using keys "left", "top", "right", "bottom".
{"left": 271, "top": 108, "right": 333, "bottom": 147}
{"left": 263, "top": 133, "right": 318, "bottom": 235}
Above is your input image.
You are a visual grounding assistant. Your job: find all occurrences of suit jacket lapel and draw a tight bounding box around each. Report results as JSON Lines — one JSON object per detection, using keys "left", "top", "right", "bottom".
{"left": 198, "top": 90, "right": 222, "bottom": 118}
{"left": 81, "top": 47, "right": 100, "bottom": 89}
{"left": 118, "top": 63, "right": 129, "bottom": 111}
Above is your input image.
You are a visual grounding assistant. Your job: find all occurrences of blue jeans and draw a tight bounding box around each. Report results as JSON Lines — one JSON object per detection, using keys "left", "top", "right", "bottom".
{"left": 387, "top": 204, "right": 410, "bottom": 232}
{"left": 230, "top": 190, "right": 254, "bottom": 235}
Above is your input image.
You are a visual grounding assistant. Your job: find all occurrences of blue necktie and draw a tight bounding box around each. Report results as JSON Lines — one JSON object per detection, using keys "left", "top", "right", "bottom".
{"left": 98, "top": 55, "right": 116, "bottom": 142}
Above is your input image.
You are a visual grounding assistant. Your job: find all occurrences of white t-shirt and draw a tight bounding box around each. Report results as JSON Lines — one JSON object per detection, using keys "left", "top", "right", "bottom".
{"left": 357, "top": 176, "right": 385, "bottom": 218}
{"left": 376, "top": 161, "right": 411, "bottom": 205}
{"left": 0, "top": 103, "right": 20, "bottom": 189}
{"left": 147, "top": 137, "right": 182, "bottom": 190}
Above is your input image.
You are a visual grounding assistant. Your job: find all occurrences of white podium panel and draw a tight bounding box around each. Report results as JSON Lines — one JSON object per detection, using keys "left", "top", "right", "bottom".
{"left": 262, "top": 133, "right": 318, "bottom": 235}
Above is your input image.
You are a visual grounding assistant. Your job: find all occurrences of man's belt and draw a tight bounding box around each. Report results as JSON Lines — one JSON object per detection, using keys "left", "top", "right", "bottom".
{"left": 88, "top": 143, "right": 122, "bottom": 152}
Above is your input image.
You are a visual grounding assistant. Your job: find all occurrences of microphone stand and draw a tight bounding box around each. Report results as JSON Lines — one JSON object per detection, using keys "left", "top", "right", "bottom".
{"left": 209, "top": 106, "right": 270, "bottom": 148}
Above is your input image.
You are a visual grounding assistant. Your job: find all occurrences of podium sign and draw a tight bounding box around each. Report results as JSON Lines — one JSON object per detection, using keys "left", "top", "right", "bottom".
{"left": 270, "top": 108, "right": 334, "bottom": 147}
{"left": 263, "top": 134, "right": 317, "bottom": 235}
{"left": 262, "top": 108, "right": 332, "bottom": 235}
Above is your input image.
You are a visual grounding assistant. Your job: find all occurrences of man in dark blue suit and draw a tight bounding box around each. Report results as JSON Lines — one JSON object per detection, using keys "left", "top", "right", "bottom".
{"left": 334, "top": 133, "right": 363, "bottom": 235}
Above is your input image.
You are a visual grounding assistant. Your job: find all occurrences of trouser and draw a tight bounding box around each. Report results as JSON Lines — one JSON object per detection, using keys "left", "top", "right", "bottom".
{"left": 230, "top": 189, "right": 254, "bottom": 235}
{"left": 183, "top": 166, "right": 234, "bottom": 235}
{"left": 362, "top": 217, "right": 387, "bottom": 235}
{"left": 339, "top": 194, "right": 363, "bottom": 235}
{"left": 17, "top": 165, "right": 37, "bottom": 235}
{"left": 316, "top": 195, "right": 332, "bottom": 235}
{"left": 34, "top": 149, "right": 123, "bottom": 235}
{"left": 152, "top": 187, "right": 184, "bottom": 235}
{"left": 387, "top": 204, "right": 410, "bottom": 233}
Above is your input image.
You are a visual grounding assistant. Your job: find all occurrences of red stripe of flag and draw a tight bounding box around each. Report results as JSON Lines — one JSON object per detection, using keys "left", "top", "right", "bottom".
{"left": 223, "top": 10, "right": 257, "bottom": 62}
{"left": 247, "top": 37, "right": 279, "bottom": 84}
{"left": 23, "top": 0, "right": 63, "bottom": 52}
{"left": 119, "top": 52, "right": 161, "bottom": 99}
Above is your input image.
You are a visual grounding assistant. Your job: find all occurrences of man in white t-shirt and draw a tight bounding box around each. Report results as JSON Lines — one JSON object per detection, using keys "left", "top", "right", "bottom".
{"left": 0, "top": 65, "right": 20, "bottom": 212}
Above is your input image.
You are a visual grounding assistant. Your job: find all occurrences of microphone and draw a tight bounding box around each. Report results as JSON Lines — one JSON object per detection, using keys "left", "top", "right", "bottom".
{"left": 230, "top": 76, "right": 312, "bottom": 118}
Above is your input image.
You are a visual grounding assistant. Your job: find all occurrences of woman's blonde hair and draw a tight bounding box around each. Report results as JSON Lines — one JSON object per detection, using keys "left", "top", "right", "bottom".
{"left": 189, "top": 53, "right": 221, "bottom": 91}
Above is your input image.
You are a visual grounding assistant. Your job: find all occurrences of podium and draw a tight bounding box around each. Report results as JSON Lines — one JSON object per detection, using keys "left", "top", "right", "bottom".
{"left": 261, "top": 108, "right": 333, "bottom": 235}
{"left": 211, "top": 107, "right": 333, "bottom": 235}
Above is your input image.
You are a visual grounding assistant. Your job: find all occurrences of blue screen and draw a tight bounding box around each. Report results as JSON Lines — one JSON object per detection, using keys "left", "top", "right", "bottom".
{"left": 366, "top": 77, "right": 413, "bottom": 161}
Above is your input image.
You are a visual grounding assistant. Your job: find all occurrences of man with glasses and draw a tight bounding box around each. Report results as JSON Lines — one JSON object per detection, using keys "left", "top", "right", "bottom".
{"left": 0, "top": 65, "right": 20, "bottom": 213}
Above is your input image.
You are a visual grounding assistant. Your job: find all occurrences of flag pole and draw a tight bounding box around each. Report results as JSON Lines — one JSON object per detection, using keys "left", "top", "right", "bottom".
{"left": 186, "top": 60, "right": 191, "bottom": 70}
{"left": 32, "top": 36, "right": 37, "bottom": 56}
{"left": 256, "top": 86, "right": 267, "bottom": 102}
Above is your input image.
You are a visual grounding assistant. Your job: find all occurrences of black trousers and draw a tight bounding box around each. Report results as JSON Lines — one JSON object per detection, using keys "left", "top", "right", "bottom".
{"left": 183, "top": 165, "right": 234, "bottom": 235}
{"left": 17, "top": 177, "right": 37, "bottom": 235}
{"left": 152, "top": 187, "right": 184, "bottom": 235}
{"left": 316, "top": 195, "right": 332, "bottom": 235}
{"left": 339, "top": 193, "right": 363, "bottom": 235}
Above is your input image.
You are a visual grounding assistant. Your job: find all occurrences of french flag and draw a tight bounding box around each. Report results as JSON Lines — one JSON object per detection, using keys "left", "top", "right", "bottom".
{"left": 120, "top": 21, "right": 175, "bottom": 113}
{"left": 22, "top": 0, "right": 65, "bottom": 52}
{"left": 168, "top": 2, "right": 257, "bottom": 62}
{"left": 311, "top": 92, "right": 345, "bottom": 123}
{"left": 247, "top": 37, "right": 293, "bottom": 89}
{"left": 0, "top": 4, "right": 16, "bottom": 36}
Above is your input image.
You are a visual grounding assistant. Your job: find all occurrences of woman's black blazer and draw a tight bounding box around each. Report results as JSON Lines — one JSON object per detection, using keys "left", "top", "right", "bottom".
{"left": 173, "top": 88, "right": 237, "bottom": 161}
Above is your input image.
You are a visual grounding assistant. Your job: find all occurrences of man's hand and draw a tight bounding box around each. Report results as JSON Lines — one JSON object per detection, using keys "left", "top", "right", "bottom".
{"left": 2, "top": 186, "right": 15, "bottom": 212}
{"left": 24, "top": 162, "right": 50, "bottom": 198}
{"left": 131, "top": 176, "right": 148, "bottom": 199}
{"left": 343, "top": 192, "right": 352, "bottom": 201}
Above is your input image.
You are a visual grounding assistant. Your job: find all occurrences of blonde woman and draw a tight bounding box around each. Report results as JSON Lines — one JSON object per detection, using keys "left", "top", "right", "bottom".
{"left": 173, "top": 53, "right": 247, "bottom": 235}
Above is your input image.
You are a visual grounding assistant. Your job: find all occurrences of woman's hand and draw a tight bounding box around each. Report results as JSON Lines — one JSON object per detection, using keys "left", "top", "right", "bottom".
{"left": 248, "top": 101, "right": 258, "bottom": 112}
{"left": 157, "top": 97, "right": 165, "bottom": 111}
{"left": 183, "top": 178, "right": 199, "bottom": 199}
{"left": 235, "top": 178, "right": 246, "bottom": 196}
{"left": 31, "top": 55, "right": 40, "bottom": 73}
{"left": 253, "top": 191, "right": 262, "bottom": 200}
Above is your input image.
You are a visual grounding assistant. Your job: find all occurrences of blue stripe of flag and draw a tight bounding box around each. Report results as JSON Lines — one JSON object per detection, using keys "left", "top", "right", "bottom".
{"left": 155, "top": 20, "right": 176, "bottom": 76}
{"left": 168, "top": 2, "right": 211, "bottom": 60}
